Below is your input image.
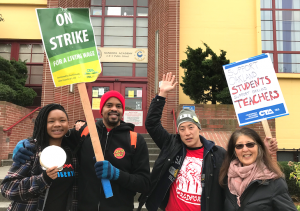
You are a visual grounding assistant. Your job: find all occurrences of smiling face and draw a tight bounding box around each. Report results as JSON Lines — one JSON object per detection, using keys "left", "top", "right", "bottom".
{"left": 47, "top": 109, "right": 69, "bottom": 143}
{"left": 235, "top": 135, "right": 258, "bottom": 166}
{"left": 178, "top": 122, "right": 202, "bottom": 148}
{"left": 101, "top": 97, "right": 123, "bottom": 129}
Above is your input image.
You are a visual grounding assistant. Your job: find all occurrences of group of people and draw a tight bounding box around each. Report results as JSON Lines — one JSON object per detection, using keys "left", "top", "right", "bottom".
{"left": 0, "top": 72, "right": 297, "bottom": 211}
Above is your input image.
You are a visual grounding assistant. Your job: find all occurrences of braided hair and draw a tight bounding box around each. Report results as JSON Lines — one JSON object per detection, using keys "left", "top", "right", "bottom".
{"left": 32, "top": 104, "right": 69, "bottom": 150}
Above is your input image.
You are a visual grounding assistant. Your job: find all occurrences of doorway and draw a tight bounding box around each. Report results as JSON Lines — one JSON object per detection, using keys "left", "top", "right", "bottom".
{"left": 87, "top": 82, "right": 147, "bottom": 133}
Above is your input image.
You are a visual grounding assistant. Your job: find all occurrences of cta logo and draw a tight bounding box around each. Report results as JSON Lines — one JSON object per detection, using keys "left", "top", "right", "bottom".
{"left": 259, "top": 109, "right": 274, "bottom": 116}
{"left": 85, "top": 69, "right": 99, "bottom": 78}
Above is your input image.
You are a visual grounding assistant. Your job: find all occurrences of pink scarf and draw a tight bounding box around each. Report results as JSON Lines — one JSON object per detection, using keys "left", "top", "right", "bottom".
{"left": 227, "top": 159, "right": 277, "bottom": 206}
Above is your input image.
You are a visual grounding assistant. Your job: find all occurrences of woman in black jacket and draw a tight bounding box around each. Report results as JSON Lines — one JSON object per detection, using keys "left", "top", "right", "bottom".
{"left": 219, "top": 127, "right": 297, "bottom": 211}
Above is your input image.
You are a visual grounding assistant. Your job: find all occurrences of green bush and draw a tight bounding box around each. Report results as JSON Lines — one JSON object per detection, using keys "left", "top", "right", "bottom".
{"left": 278, "top": 161, "right": 300, "bottom": 197}
{"left": 180, "top": 43, "right": 232, "bottom": 104}
{"left": 0, "top": 84, "right": 16, "bottom": 102}
{"left": 0, "top": 56, "right": 36, "bottom": 106}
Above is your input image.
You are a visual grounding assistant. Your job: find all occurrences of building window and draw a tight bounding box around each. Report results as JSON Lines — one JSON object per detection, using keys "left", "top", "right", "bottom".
{"left": 90, "top": 0, "right": 148, "bottom": 77}
{"left": 277, "top": 150, "right": 300, "bottom": 162}
{"left": 261, "top": 0, "right": 300, "bottom": 73}
{"left": 0, "top": 43, "right": 12, "bottom": 60}
{"left": 0, "top": 41, "right": 43, "bottom": 107}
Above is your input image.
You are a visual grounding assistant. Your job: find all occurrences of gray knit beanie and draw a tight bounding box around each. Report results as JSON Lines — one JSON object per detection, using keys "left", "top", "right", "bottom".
{"left": 177, "top": 108, "right": 201, "bottom": 130}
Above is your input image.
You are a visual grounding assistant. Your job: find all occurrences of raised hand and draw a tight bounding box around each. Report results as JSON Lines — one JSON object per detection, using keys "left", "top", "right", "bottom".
{"left": 74, "top": 121, "right": 86, "bottom": 131}
{"left": 158, "top": 72, "right": 178, "bottom": 97}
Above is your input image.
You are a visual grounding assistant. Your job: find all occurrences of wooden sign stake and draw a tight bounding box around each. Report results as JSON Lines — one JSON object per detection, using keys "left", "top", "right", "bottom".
{"left": 261, "top": 119, "right": 272, "bottom": 143}
{"left": 77, "top": 82, "right": 113, "bottom": 198}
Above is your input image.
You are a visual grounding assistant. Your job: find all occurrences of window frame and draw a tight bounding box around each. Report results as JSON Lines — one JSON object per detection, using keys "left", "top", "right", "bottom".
{"left": 261, "top": 0, "right": 300, "bottom": 73}
{"left": 0, "top": 40, "right": 43, "bottom": 107}
{"left": 90, "top": 0, "right": 148, "bottom": 78}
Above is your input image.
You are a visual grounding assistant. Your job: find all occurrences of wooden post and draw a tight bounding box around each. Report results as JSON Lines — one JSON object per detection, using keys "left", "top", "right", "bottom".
{"left": 261, "top": 119, "right": 272, "bottom": 141}
{"left": 77, "top": 83, "right": 113, "bottom": 198}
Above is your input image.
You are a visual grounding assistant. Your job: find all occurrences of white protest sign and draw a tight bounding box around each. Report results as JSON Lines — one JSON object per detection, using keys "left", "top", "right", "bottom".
{"left": 223, "top": 53, "right": 289, "bottom": 126}
{"left": 124, "top": 111, "right": 143, "bottom": 126}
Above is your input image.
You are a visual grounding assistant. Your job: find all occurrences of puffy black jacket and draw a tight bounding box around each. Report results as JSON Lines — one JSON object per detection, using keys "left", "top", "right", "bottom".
{"left": 224, "top": 178, "right": 297, "bottom": 211}
{"left": 138, "top": 96, "right": 226, "bottom": 211}
{"left": 76, "top": 120, "right": 150, "bottom": 211}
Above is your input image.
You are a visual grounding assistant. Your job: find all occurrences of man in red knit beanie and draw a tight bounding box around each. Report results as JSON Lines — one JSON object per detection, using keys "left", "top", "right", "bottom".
{"left": 74, "top": 90, "right": 150, "bottom": 211}
{"left": 99, "top": 90, "right": 125, "bottom": 129}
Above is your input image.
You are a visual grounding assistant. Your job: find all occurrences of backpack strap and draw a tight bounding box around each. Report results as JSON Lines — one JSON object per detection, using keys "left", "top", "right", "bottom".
{"left": 130, "top": 131, "right": 137, "bottom": 149}
{"left": 81, "top": 126, "right": 137, "bottom": 149}
{"left": 80, "top": 126, "right": 137, "bottom": 150}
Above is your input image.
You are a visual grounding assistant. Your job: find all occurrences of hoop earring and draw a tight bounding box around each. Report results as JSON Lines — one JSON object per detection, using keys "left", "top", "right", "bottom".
{"left": 65, "top": 129, "right": 71, "bottom": 137}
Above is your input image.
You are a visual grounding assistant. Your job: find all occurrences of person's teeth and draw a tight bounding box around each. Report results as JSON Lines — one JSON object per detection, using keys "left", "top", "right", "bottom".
{"left": 243, "top": 155, "right": 251, "bottom": 157}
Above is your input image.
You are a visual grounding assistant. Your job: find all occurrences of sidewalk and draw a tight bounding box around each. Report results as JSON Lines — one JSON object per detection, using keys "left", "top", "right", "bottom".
{"left": 0, "top": 166, "right": 10, "bottom": 211}
{"left": 0, "top": 166, "right": 9, "bottom": 181}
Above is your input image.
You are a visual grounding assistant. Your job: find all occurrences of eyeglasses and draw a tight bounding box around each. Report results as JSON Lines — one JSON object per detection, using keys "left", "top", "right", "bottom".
{"left": 235, "top": 142, "right": 257, "bottom": 150}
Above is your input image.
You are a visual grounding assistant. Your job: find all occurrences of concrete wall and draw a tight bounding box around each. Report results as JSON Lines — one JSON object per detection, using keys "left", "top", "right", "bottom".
{"left": 0, "top": 0, "right": 47, "bottom": 40}
{"left": 0, "top": 101, "right": 38, "bottom": 160}
{"left": 179, "top": 0, "right": 261, "bottom": 104}
{"left": 276, "top": 75, "right": 300, "bottom": 149}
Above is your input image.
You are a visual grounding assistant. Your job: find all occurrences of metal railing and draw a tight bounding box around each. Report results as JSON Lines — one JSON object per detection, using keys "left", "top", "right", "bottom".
{"left": 3, "top": 107, "right": 41, "bottom": 136}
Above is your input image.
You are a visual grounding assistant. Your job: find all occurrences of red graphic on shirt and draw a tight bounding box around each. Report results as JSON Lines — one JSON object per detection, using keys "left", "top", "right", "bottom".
{"left": 176, "top": 157, "right": 203, "bottom": 205}
{"left": 63, "top": 164, "right": 73, "bottom": 169}
{"left": 166, "top": 148, "right": 204, "bottom": 211}
{"left": 114, "top": 148, "right": 125, "bottom": 159}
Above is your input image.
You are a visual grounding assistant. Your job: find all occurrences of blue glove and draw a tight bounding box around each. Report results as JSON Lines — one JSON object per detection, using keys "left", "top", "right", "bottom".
{"left": 94, "top": 160, "right": 120, "bottom": 181}
{"left": 13, "top": 139, "right": 34, "bottom": 165}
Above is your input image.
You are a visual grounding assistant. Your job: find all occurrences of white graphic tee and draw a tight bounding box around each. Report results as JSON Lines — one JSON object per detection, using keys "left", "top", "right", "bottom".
{"left": 166, "top": 147, "right": 204, "bottom": 211}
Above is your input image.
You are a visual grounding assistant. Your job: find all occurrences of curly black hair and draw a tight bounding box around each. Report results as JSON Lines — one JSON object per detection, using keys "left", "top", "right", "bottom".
{"left": 32, "top": 104, "right": 68, "bottom": 150}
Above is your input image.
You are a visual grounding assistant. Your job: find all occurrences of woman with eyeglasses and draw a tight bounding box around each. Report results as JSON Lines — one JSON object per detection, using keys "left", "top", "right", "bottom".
{"left": 219, "top": 127, "right": 297, "bottom": 211}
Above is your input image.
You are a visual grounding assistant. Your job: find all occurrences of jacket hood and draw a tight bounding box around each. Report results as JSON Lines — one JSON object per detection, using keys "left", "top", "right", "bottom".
{"left": 200, "top": 135, "right": 215, "bottom": 152}
{"left": 96, "top": 119, "right": 135, "bottom": 132}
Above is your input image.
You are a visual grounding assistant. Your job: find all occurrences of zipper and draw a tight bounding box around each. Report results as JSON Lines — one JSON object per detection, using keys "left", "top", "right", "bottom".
{"left": 201, "top": 149, "right": 210, "bottom": 174}
{"left": 239, "top": 180, "right": 258, "bottom": 203}
{"left": 204, "top": 151, "right": 213, "bottom": 210}
{"left": 226, "top": 185, "right": 237, "bottom": 207}
{"left": 155, "top": 142, "right": 179, "bottom": 188}
{"left": 42, "top": 188, "right": 50, "bottom": 211}
{"left": 98, "top": 130, "right": 109, "bottom": 211}
{"left": 200, "top": 149, "right": 210, "bottom": 187}
{"left": 144, "top": 141, "right": 178, "bottom": 201}
{"left": 227, "top": 193, "right": 237, "bottom": 208}
{"left": 103, "top": 132, "right": 109, "bottom": 158}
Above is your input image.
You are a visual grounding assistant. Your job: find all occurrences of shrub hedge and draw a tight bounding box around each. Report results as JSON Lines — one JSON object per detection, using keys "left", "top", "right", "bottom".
{"left": 278, "top": 161, "right": 300, "bottom": 197}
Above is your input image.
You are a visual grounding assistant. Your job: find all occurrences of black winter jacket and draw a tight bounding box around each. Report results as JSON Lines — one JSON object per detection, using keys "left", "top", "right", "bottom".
{"left": 76, "top": 120, "right": 150, "bottom": 211}
{"left": 138, "top": 96, "right": 226, "bottom": 211}
{"left": 224, "top": 177, "right": 297, "bottom": 211}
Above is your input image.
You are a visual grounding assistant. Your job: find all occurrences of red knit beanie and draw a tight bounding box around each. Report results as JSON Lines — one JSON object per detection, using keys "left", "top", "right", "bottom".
{"left": 99, "top": 90, "right": 125, "bottom": 115}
